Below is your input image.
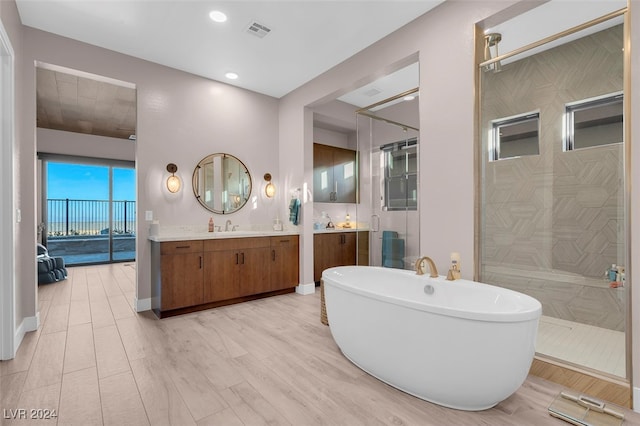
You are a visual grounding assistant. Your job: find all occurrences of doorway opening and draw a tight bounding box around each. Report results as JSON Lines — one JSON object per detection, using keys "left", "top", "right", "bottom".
{"left": 40, "top": 155, "right": 136, "bottom": 266}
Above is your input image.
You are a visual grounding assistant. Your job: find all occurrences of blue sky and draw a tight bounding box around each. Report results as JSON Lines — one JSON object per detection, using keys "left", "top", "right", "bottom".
{"left": 47, "top": 162, "right": 136, "bottom": 201}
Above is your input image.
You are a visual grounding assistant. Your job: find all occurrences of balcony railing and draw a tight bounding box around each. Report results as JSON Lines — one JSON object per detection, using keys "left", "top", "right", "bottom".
{"left": 47, "top": 198, "right": 136, "bottom": 236}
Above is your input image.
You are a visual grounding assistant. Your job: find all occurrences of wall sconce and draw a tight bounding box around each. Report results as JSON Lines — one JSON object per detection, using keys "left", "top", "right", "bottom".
{"left": 166, "top": 163, "right": 181, "bottom": 193}
{"left": 264, "top": 173, "right": 276, "bottom": 198}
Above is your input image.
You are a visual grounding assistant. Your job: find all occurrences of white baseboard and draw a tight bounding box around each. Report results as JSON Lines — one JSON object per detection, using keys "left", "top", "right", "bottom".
{"left": 296, "top": 282, "right": 316, "bottom": 295}
{"left": 634, "top": 387, "right": 640, "bottom": 413}
{"left": 13, "top": 313, "right": 40, "bottom": 356}
{"left": 24, "top": 312, "right": 40, "bottom": 332}
{"left": 135, "top": 297, "right": 151, "bottom": 312}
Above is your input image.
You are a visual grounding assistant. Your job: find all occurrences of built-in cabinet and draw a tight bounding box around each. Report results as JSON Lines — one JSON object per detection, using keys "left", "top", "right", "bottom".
{"left": 151, "top": 235, "right": 299, "bottom": 317}
{"left": 313, "top": 143, "right": 358, "bottom": 203}
{"left": 314, "top": 231, "right": 368, "bottom": 282}
{"left": 203, "top": 237, "right": 271, "bottom": 302}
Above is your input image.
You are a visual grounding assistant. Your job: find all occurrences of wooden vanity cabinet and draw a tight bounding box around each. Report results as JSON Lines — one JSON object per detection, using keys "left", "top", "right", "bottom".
{"left": 151, "top": 235, "right": 299, "bottom": 318}
{"left": 157, "top": 241, "right": 204, "bottom": 310}
{"left": 314, "top": 231, "right": 368, "bottom": 282}
{"left": 203, "top": 237, "right": 271, "bottom": 302}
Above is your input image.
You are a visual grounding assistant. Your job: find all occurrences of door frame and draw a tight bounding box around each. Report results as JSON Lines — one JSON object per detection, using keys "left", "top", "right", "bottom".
{"left": 0, "top": 19, "right": 16, "bottom": 360}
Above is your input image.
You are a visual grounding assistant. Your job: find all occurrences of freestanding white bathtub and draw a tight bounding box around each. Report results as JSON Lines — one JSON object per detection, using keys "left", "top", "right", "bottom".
{"left": 322, "top": 265, "right": 542, "bottom": 411}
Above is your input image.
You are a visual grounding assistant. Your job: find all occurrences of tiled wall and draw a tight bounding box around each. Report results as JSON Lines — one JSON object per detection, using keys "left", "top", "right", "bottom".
{"left": 480, "top": 25, "right": 625, "bottom": 330}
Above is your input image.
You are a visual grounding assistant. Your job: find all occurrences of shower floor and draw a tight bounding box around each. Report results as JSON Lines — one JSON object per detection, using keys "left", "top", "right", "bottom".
{"left": 537, "top": 315, "right": 625, "bottom": 378}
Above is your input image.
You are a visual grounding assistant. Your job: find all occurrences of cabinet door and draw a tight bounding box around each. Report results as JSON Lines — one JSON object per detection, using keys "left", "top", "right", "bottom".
{"left": 314, "top": 232, "right": 341, "bottom": 282}
{"left": 339, "top": 232, "right": 357, "bottom": 266}
{"left": 313, "top": 143, "right": 335, "bottom": 202}
{"left": 203, "top": 250, "right": 240, "bottom": 302}
{"left": 238, "top": 247, "right": 271, "bottom": 296}
{"left": 160, "top": 252, "right": 203, "bottom": 310}
{"left": 333, "top": 147, "right": 357, "bottom": 203}
{"left": 270, "top": 236, "right": 299, "bottom": 291}
{"left": 313, "top": 233, "right": 330, "bottom": 282}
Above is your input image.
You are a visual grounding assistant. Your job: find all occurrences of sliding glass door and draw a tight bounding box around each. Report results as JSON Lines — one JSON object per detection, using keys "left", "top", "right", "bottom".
{"left": 41, "top": 155, "right": 136, "bottom": 265}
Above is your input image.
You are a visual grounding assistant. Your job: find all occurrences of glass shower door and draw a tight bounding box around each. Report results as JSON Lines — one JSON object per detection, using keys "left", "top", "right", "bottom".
{"left": 478, "top": 18, "right": 627, "bottom": 379}
{"left": 356, "top": 106, "right": 420, "bottom": 270}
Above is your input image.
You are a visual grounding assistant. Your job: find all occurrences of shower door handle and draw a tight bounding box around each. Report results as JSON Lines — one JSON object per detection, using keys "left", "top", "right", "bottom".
{"left": 371, "top": 215, "right": 380, "bottom": 232}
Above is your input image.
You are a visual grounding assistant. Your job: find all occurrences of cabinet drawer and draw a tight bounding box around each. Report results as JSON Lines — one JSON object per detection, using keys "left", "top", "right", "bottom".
{"left": 204, "top": 237, "right": 271, "bottom": 252}
{"left": 270, "top": 235, "right": 299, "bottom": 247}
{"left": 161, "top": 240, "right": 203, "bottom": 255}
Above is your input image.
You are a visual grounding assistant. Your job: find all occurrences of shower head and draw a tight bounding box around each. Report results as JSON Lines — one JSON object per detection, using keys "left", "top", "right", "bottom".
{"left": 484, "top": 32, "right": 502, "bottom": 73}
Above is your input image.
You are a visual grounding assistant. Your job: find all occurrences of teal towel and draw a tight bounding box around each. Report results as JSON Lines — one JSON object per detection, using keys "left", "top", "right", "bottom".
{"left": 382, "top": 231, "right": 404, "bottom": 269}
{"left": 289, "top": 198, "right": 301, "bottom": 225}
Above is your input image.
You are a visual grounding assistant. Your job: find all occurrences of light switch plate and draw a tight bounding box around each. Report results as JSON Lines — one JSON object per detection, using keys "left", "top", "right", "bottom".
{"left": 145, "top": 210, "right": 153, "bottom": 221}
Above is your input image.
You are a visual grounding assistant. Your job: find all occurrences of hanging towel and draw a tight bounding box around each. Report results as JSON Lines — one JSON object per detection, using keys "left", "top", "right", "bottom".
{"left": 289, "top": 198, "right": 301, "bottom": 225}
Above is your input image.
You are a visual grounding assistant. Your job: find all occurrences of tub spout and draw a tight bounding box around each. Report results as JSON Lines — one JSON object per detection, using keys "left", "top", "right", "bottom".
{"left": 415, "top": 256, "right": 438, "bottom": 278}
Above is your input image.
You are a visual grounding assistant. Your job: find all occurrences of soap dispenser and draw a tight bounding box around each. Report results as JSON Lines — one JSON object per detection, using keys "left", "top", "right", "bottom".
{"left": 208, "top": 217, "right": 214, "bottom": 232}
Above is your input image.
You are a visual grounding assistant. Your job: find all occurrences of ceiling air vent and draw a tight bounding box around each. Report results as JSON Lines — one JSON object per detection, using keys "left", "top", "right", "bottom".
{"left": 246, "top": 21, "right": 272, "bottom": 38}
{"left": 363, "top": 87, "right": 382, "bottom": 97}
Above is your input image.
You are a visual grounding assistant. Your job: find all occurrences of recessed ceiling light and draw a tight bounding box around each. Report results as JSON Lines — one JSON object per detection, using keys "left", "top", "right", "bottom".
{"left": 404, "top": 95, "right": 416, "bottom": 101}
{"left": 209, "top": 10, "right": 227, "bottom": 23}
{"left": 225, "top": 72, "right": 238, "bottom": 80}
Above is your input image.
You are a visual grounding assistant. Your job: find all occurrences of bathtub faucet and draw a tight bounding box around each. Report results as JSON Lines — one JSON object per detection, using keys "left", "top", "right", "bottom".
{"left": 415, "top": 256, "right": 439, "bottom": 278}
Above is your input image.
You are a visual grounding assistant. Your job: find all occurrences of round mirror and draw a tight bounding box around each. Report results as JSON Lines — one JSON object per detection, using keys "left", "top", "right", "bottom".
{"left": 192, "top": 153, "right": 252, "bottom": 214}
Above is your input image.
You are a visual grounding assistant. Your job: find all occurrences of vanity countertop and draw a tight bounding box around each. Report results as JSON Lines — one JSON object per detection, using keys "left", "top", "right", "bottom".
{"left": 149, "top": 229, "right": 299, "bottom": 242}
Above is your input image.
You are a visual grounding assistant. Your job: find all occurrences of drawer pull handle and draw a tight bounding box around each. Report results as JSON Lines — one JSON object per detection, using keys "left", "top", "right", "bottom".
{"left": 236, "top": 253, "right": 239, "bottom": 264}
{"left": 272, "top": 250, "right": 276, "bottom": 261}
{"left": 176, "top": 245, "right": 190, "bottom": 249}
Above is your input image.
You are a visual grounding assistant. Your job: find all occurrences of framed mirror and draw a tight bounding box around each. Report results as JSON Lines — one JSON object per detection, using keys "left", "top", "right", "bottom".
{"left": 192, "top": 153, "right": 252, "bottom": 214}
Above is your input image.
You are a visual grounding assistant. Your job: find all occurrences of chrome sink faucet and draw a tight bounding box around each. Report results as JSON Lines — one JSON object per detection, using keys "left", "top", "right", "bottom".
{"left": 415, "top": 256, "right": 438, "bottom": 278}
{"left": 225, "top": 219, "right": 232, "bottom": 232}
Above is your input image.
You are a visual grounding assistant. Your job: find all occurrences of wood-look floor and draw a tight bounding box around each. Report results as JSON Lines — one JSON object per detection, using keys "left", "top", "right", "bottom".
{"left": 1, "top": 263, "right": 639, "bottom": 426}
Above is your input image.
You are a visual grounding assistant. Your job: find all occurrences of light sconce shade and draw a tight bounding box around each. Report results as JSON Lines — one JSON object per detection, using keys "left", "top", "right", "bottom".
{"left": 264, "top": 173, "right": 276, "bottom": 198}
{"left": 166, "top": 163, "right": 181, "bottom": 193}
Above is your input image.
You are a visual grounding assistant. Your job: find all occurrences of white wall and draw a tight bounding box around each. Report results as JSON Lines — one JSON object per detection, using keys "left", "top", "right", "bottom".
{"left": 22, "top": 27, "right": 282, "bottom": 310}
{"left": 279, "top": 1, "right": 499, "bottom": 284}
{"left": 0, "top": 0, "right": 33, "bottom": 354}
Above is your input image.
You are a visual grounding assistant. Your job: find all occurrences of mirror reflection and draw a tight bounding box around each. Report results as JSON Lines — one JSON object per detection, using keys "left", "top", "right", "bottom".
{"left": 192, "top": 153, "right": 252, "bottom": 214}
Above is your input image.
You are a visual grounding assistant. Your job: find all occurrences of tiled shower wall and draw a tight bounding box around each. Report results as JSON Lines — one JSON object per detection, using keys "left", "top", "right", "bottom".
{"left": 480, "top": 25, "right": 625, "bottom": 331}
